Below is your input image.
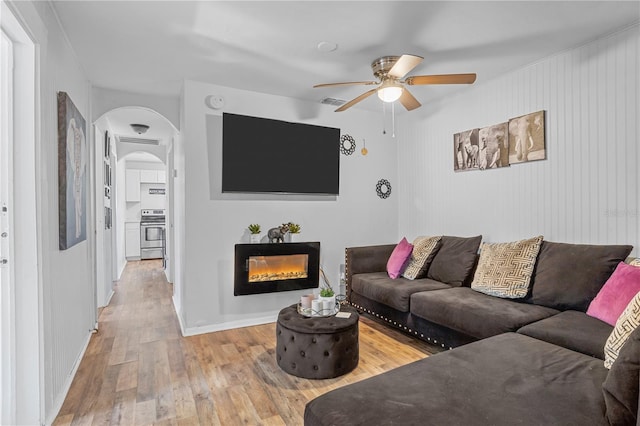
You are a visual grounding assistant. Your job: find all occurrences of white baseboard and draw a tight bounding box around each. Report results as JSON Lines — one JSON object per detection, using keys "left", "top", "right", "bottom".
{"left": 172, "top": 295, "right": 186, "bottom": 336}
{"left": 104, "top": 289, "right": 115, "bottom": 308}
{"left": 181, "top": 312, "right": 279, "bottom": 337}
{"left": 45, "top": 331, "right": 92, "bottom": 426}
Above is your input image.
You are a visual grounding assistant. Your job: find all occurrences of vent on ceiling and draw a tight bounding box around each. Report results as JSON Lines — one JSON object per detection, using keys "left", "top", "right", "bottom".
{"left": 320, "top": 97, "right": 346, "bottom": 106}
{"left": 117, "top": 135, "right": 160, "bottom": 145}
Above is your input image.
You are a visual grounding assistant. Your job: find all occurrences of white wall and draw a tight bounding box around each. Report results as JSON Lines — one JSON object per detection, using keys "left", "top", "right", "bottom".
{"left": 398, "top": 24, "right": 640, "bottom": 256}
{"left": 93, "top": 86, "right": 180, "bottom": 131}
{"left": 7, "top": 1, "right": 94, "bottom": 424}
{"left": 180, "top": 80, "right": 398, "bottom": 333}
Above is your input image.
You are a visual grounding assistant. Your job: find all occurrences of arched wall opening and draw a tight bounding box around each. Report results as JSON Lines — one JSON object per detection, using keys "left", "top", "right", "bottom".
{"left": 92, "top": 106, "right": 178, "bottom": 313}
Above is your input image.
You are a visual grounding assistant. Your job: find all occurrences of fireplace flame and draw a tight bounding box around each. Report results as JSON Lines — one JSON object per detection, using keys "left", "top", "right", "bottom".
{"left": 248, "top": 254, "right": 309, "bottom": 283}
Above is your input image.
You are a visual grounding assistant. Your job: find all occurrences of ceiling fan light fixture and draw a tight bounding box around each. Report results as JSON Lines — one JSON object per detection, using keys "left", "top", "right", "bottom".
{"left": 377, "top": 83, "right": 403, "bottom": 103}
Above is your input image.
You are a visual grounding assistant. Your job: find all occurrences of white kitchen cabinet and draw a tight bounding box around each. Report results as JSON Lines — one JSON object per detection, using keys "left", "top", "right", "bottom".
{"left": 125, "top": 222, "right": 140, "bottom": 259}
{"left": 125, "top": 169, "right": 141, "bottom": 202}
{"left": 140, "top": 169, "right": 166, "bottom": 183}
{"left": 139, "top": 169, "right": 157, "bottom": 183}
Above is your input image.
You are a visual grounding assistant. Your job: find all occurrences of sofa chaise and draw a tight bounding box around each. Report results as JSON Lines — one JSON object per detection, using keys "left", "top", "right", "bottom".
{"left": 304, "top": 236, "right": 638, "bottom": 425}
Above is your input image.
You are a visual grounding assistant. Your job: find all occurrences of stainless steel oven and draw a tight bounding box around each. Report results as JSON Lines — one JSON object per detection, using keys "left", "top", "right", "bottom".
{"left": 140, "top": 209, "right": 165, "bottom": 260}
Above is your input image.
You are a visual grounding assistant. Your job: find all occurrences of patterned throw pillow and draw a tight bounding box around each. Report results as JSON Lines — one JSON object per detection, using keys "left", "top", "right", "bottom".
{"left": 604, "top": 291, "right": 640, "bottom": 369}
{"left": 471, "top": 236, "right": 544, "bottom": 299}
{"left": 402, "top": 236, "right": 443, "bottom": 280}
{"left": 629, "top": 258, "right": 640, "bottom": 267}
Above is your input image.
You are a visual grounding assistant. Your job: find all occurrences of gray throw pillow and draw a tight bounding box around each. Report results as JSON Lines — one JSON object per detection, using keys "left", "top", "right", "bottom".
{"left": 427, "top": 235, "right": 482, "bottom": 287}
{"left": 526, "top": 241, "right": 632, "bottom": 311}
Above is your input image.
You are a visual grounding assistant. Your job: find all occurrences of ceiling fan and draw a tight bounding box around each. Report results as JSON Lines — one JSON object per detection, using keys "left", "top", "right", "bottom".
{"left": 314, "top": 54, "right": 476, "bottom": 112}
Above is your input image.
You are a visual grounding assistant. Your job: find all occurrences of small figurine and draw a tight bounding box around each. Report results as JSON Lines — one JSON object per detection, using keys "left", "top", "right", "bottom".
{"left": 267, "top": 224, "right": 290, "bottom": 243}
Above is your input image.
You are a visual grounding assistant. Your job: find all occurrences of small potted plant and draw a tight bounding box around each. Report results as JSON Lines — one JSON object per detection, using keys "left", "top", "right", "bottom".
{"left": 287, "top": 222, "right": 301, "bottom": 242}
{"left": 248, "top": 224, "right": 261, "bottom": 243}
{"left": 318, "top": 268, "right": 336, "bottom": 314}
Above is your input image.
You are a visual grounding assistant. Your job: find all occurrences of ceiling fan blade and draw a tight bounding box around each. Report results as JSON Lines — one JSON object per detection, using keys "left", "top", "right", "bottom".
{"left": 405, "top": 73, "right": 477, "bottom": 85}
{"left": 313, "top": 81, "right": 377, "bottom": 88}
{"left": 398, "top": 88, "right": 421, "bottom": 111}
{"left": 387, "top": 54, "right": 424, "bottom": 79}
{"left": 335, "top": 88, "right": 378, "bottom": 112}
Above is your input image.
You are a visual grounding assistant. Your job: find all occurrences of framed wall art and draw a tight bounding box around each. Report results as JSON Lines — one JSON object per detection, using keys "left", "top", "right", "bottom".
{"left": 508, "top": 110, "right": 545, "bottom": 164}
{"left": 57, "top": 91, "right": 87, "bottom": 250}
{"left": 478, "top": 122, "right": 509, "bottom": 170}
{"left": 454, "top": 128, "right": 479, "bottom": 172}
{"left": 454, "top": 110, "right": 546, "bottom": 172}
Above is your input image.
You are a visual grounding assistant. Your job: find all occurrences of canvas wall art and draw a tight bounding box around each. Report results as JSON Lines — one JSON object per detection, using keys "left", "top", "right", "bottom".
{"left": 58, "top": 91, "right": 87, "bottom": 250}
{"left": 454, "top": 128, "right": 479, "bottom": 172}
{"left": 478, "top": 122, "right": 509, "bottom": 169}
{"left": 508, "top": 110, "right": 546, "bottom": 164}
{"left": 453, "top": 110, "right": 546, "bottom": 172}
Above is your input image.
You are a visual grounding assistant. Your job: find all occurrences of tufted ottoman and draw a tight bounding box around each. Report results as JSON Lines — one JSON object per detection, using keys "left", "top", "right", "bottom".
{"left": 276, "top": 304, "right": 359, "bottom": 379}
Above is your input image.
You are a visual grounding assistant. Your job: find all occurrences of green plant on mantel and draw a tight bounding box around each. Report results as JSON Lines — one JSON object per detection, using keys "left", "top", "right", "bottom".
{"left": 287, "top": 222, "right": 301, "bottom": 234}
{"left": 248, "top": 224, "right": 261, "bottom": 234}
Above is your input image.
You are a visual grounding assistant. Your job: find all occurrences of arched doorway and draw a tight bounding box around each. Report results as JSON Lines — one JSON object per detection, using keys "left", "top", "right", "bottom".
{"left": 93, "top": 107, "right": 177, "bottom": 312}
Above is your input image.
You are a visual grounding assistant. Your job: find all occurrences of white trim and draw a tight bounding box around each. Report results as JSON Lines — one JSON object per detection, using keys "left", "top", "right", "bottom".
{"left": 103, "top": 290, "right": 115, "bottom": 309}
{"left": 172, "top": 295, "right": 186, "bottom": 335}
{"left": 0, "top": 27, "right": 16, "bottom": 426}
{"left": 0, "top": 3, "right": 42, "bottom": 424}
{"left": 181, "top": 312, "right": 279, "bottom": 337}
{"left": 172, "top": 294, "right": 278, "bottom": 337}
{"left": 43, "top": 332, "right": 92, "bottom": 426}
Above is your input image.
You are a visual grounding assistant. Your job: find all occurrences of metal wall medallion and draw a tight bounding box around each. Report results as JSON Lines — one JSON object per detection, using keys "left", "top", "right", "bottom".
{"left": 376, "top": 179, "right": 392, "bottom": 199}
{"left": 340, "top": 134, "right": 356, "bottom": 155}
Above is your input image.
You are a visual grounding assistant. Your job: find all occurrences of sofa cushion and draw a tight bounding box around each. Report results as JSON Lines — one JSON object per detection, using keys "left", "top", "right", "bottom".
{"left": 604, "top": 291, "right": 640, "bottom": 369}
{"left": 471, "top": 236, "right": 543, "bottom": 298}
{"left": 386, "top": 237, "right": 413, "bottom": 279}
{"left": 517, "top": 310, "right": 612, "bottom": 359}
{"left": 526, "top": 241, "right": 633, "bottom": 312}
{"left": 427, "top": 235, "right": 482, "bottom": 287}
{"left": 402, "top": 236, "right": 442, "bottom": 280}
{"left": 602, "top": 325, "right": 640, "bottom": 426}
{"left": 351, "top": 272, "right": 451, "bottom": 313}
{"left": 410, "top": 287, "right": 558, "bottom": 339}
{"left": 587, "top": 261, "right": 640, "bottom": 326}
{"left": 304, "top": 333, "right": 609, "bottom": 426}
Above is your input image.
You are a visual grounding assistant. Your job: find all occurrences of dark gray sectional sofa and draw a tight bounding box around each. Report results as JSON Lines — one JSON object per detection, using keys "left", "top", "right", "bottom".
{"left": 304, "top": 236, "right": 638, "bottom": 425}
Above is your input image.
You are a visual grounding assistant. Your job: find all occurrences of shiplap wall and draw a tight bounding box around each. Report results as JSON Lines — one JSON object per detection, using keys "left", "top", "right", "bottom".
{"left": 398, "top": 24, "right": 639, "bottom": 255}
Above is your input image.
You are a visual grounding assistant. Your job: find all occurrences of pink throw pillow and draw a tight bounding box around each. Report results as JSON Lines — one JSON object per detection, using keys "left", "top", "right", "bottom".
{"left": 587, "top": 262, "right": 640, "bottom": 326}
{"left": 387, "top": 237, "right": 414, "bottom": 279}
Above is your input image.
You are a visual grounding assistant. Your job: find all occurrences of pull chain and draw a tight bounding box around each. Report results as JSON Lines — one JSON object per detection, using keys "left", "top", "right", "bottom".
{"left": 382, "top": 102, "right": 387, "bottom": 135}
{"left": 392, "top": 102, "right": 396, "bottom": 138}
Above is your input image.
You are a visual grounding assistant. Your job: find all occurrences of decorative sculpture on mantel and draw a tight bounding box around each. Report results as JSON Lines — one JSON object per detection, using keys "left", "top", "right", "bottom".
{"left": 268, "top": 224, "right": 290, "bottom": 243}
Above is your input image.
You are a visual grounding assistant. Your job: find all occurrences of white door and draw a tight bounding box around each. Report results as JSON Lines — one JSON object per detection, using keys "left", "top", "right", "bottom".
{"left": 0, "top": 28, "right": 15, "bottom": 425}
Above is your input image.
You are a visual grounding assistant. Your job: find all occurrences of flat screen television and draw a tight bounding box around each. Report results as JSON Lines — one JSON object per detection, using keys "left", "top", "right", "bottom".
{"left": 222, "top": 113, "right": 340, "bottom": 195}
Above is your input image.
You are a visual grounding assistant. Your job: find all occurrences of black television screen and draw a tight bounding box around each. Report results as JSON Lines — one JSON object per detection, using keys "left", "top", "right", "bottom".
{"left": 222, "top": 113, "right": 340, "bottom": 195}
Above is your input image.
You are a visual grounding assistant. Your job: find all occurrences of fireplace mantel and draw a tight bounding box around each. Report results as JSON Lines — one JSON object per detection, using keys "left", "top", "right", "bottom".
{"left": 234, "top": 242, "right": 320, "bottom": 296}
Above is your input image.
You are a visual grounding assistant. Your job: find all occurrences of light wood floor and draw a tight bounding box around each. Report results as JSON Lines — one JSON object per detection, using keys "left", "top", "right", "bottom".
{"left": 53, "top": 260, "right": 440, "bottom": 425}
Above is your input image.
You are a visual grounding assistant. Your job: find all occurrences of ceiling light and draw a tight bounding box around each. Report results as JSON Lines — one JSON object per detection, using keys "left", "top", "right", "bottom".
{"left": 130, "top": 123, "right": 150, "bottom": 134}
{"left": 377, "top": 82, "right": 403, "bottom": 103}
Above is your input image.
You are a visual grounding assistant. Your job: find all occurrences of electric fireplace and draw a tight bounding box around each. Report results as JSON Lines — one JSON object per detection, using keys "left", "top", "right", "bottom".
{"left": 234, "top": 242, "right": 320, "bottom": 296}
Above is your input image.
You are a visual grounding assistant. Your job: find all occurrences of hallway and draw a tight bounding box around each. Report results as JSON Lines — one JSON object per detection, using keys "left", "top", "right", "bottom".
{"left": 53, "top": 260, "right": 436, "bottom": 425}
